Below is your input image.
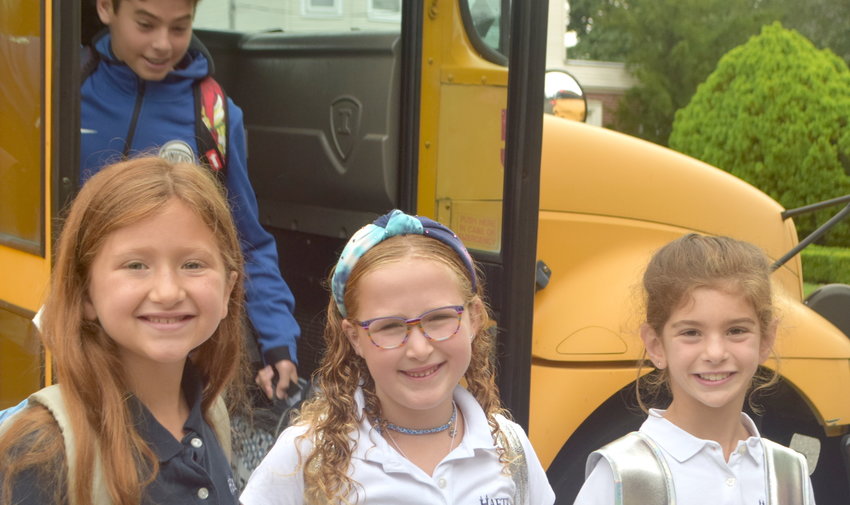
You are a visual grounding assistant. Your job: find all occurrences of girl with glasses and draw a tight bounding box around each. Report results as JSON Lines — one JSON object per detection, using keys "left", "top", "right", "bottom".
{"left": 241, "top": 209, "right": 554, "bottom": 505}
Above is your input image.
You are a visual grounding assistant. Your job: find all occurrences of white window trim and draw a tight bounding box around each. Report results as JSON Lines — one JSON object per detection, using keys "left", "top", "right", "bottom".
{"left": 586, "top": 99, "right": 603, "bottom": 127}
{"left": 302, "top": 0, "right": 343, "bottom": 18}
{"left": 367, "top": 0, "right": 401, "bottom": 22}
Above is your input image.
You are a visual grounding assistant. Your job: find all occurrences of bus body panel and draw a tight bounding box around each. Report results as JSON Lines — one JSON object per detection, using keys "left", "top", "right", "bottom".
{"left": 0, "top": 0, "right": 52, "bottom": 407}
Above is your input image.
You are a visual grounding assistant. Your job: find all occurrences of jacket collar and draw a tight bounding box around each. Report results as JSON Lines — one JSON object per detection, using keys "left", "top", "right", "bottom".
{"left": 91, "top": 29, "right": 212, "bottom": 85}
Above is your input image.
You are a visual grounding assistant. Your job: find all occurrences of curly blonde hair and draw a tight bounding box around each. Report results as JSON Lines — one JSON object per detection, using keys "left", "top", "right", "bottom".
{"left": 295, "top": 234, "right": 508, "bottom": 504}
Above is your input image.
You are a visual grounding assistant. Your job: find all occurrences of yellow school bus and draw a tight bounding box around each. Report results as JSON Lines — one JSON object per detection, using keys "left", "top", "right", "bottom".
{"left": 1, "top": 1, "right": 848, "bottom": 502}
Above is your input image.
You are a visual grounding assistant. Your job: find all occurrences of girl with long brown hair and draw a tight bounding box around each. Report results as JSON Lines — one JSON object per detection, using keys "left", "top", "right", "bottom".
{"left": 0, "top": 157, "right": 248, "bottom": 504}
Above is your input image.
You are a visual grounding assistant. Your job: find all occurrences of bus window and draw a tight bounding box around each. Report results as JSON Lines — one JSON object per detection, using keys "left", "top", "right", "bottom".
{"left": 0, "top": 0, "right": 44, "bottom": 408}
{"left": 0, "top": 1, "right": 43, "bottom": 254}
{"left": 461, "top": 0, "right": 508, "bottom": 65}
{"left": 195, "top": 0, "right": 401, "bottom": 33}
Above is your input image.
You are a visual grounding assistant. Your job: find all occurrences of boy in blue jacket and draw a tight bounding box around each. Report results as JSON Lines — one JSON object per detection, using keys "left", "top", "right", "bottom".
{"left": 81, "top": 0, "right": 300, "bottom": 400}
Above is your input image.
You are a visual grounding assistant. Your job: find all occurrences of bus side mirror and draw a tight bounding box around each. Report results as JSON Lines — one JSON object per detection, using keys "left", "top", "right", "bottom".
{"left": 544, "top": 70, "right": 587, "bottom": 122}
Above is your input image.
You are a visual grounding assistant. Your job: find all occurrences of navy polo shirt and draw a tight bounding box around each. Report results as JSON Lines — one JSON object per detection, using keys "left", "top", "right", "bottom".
{"left": 6, "top": 362, "right": 238, "bottom": 505}
{"left": 139, "top": 363, "right": 238, "bottom": 504}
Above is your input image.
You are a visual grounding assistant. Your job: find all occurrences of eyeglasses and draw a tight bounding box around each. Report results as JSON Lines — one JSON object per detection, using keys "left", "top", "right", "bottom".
{"left": 354, "top": 305, "right": 465, "bottom": 350}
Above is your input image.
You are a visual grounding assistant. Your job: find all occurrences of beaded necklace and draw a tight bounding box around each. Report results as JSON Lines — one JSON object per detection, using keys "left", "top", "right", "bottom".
{"left": 385, "top": 402, "right": 460, "bottom": 461}
{"left": 379, "top": 401, "right": 457, "bottom": 436}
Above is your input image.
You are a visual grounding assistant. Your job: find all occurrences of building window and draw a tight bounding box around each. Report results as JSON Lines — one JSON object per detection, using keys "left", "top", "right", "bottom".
{"left": 303, "top": 0, "right": 342, "bottom": 18}
{"left": 368, "top": 0, "right": 400, "bottom": 22}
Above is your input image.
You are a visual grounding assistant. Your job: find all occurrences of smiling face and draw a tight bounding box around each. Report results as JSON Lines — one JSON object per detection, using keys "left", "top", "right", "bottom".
{"left": 97, "top": 0, "right": 195, "bottom": 81}
{"left": 642, "top": 285, "right": 774, "bottom": 421}
{"left": 84, "top": 198, "right": 236, "bottom": 372}
{"left": 342, "top": 256, "right": 480, "bottom": 428}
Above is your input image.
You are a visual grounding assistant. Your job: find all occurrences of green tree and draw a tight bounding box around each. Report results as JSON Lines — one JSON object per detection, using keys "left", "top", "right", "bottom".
{"left": 770, "top": 0, "right": 850, "bottom": 63}
{"left": 569, "top": 0, "right": 777, "bottom": 144}
{"left": 566, "top": 0, "right": 629, "bottom": 62}
{"left": 567, "top": 0, "right": 850, "bottom": 145}
{"left": 670, "top": 23, "right": 850, "bottom": 246}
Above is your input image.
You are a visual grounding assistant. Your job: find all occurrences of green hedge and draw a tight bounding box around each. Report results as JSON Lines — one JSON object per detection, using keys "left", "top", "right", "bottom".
{"left": 801, "top": 244, "right": 850, "bottom": 284}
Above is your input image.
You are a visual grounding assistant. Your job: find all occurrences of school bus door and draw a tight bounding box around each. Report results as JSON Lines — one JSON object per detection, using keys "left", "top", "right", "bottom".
{"left": 417, "top": 0, "right": 548, "bottom": 427}
{"left": 0, "top": 0, "right": 79, "bottom": 406}
{"left": 194, "top": 0, "right": 547, "bottom": 426}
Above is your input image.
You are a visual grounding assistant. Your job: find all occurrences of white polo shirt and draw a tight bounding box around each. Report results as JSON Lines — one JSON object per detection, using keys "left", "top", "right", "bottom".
{"left": 574, "top": 409, "right": 815, "bottom": 505}
{"left": 241, "top": 385, "right": 555, "bottom": 505}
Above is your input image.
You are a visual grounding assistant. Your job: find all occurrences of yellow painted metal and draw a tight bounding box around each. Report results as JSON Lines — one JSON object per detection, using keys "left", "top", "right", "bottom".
{"left": 529, "top": 363, "right": 643, "bottom": 468}
{"left": 771, "top": 292, "right": 850, "bottom": 359}
{"left": 0, "top": 247, "right": 51, "bottom": 312}
{"left": 42, "top": 0, "right": 54, "bottom": 386}
{"left": 435, "top": 85, "right": 504, "bottom": 202}
{"left": 0, "top": 0, "right": 43, "bottom": 251}
{"left": 438, "top": 199, "right": 502, "bottom": 253}
{"left": 417, "top": 0, "right": 507, "bottom": 251}
{"left": 538, "top": 116, "right": 795, "bottom": 267}
{"left": 0, "top": 0, "right": 52, "bottom": 401}
{"left": 533, "top": 211, "right": 673, "bottom": 362}
{"left": 780, "top": 358, "right": 850, "bottom": 429}
{"left": 0, "top": 308, "right": 41, "bottom": 408}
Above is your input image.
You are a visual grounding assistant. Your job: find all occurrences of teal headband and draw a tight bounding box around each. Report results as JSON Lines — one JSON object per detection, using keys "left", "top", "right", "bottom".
{"left": 331, "top": 209, "right": 477, "bottom": 317}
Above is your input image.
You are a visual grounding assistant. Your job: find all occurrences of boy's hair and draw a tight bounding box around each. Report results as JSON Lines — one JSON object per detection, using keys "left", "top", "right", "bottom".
{"left": 108, "top": 0, "right": 203, "bottom": 13}
{"left": 295, "top": 234, "right": 506, "bottom": 504}
{"left": 0, "top": 157, "right": 246, "bottom": 505}
{"left": 636, "top": 233, "right": 778, "bottom": 412}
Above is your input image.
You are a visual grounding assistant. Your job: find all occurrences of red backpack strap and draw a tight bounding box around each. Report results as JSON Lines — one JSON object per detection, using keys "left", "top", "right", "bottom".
{"left": 193, "top": 76, "right": 228, "bottom": 181}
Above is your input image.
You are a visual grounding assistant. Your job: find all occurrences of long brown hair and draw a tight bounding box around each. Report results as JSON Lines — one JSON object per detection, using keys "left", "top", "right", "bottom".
{"left": 636, "top": 233, "right": 778, "bottom": 412}
{"left": 296, "top": 234, "right": 506, "bottom": 504}
{"left": 0, "top": 157, "right": 247, "bottom": 505}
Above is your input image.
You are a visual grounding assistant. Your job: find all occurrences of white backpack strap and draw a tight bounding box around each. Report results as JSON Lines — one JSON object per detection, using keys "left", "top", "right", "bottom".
{"left": 209, "top": 394, "right": 232, "bottom": 463}
{"left": 28, "top": 385, "right": 112, "bottom": 505}
{"left": 762, "top": 438, "right": 811, "bottom": 505}
{"left": 587, "top": 432, "right": 673, "bottom": 505}
{"left": 493, "top": 414, "right": 528, "bottom": 505}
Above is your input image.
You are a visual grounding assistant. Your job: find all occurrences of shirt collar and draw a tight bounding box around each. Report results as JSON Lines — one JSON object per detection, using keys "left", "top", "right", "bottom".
{"left": 130, "top": 361, "right": 207, "bottom": 462}
{"left": 642, "top": 408, "right": 763, "bottom": 464}
{"left": 351, "top": 385, "right": 496, "bottom": 471}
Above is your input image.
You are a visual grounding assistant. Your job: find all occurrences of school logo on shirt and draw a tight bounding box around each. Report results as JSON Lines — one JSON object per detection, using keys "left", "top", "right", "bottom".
{"left": 158, "top": 140, "right": 196, "bottom": 164}
{"left": 479, "top": 496, "right": 511, "bottom": 505}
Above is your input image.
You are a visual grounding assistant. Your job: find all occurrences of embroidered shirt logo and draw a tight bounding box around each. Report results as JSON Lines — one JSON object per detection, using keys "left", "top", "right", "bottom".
{"left": 479, "top": 496, "right": 512, "bottom": 505}
{"left": 158, "top": 140, "right": 196, "bottom": 164}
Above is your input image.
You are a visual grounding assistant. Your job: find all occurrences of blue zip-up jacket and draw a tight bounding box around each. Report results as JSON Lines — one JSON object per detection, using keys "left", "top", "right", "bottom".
{"left": 80, "top": 32, "right": 299, "bottom": 367}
